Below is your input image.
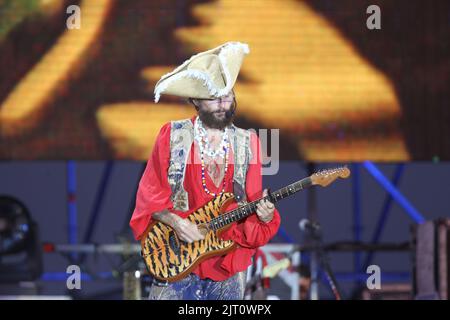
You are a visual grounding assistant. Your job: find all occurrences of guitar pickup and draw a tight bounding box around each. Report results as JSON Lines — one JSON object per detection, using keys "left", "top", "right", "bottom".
{"left": 169, "top": 232, "right": 180, "bottom": 255}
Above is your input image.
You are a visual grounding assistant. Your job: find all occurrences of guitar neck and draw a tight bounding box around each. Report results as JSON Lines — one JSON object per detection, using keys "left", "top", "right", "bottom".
{"left": 208, "top": 176, "right": 313, "bottom": 230}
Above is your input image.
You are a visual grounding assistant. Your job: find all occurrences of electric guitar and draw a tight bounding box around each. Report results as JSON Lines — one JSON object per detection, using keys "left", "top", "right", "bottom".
{"left": 140, "top": 166, "right": 350, "bottom": 282}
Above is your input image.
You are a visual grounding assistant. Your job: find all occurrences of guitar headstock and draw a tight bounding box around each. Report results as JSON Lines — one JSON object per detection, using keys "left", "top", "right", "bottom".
{"left": 311, "top": 166, "right": 351, "bottom": 187}
{"left": 262, "top": 258, "right": 290, "bottom": 278}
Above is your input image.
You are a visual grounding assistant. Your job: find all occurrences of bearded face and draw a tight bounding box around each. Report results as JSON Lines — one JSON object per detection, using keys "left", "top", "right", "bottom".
{"left": 194, "top": 92, "right": 236, "bottom": 130}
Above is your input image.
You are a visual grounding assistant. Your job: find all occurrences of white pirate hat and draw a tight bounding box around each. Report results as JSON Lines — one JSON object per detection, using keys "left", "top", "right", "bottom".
{"left": 154, "top": 41, "right": 249, "bottom": 103}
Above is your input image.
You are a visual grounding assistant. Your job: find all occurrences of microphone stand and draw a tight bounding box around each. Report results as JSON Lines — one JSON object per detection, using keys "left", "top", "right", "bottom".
{"left": 306, "top": 225, "right": 342, "bottom": 300}
{"left": 304, "top": 163, "right": 341, "bottom": 300}
{"left": 305, "top": 163, "right": 319, "bottom": 300}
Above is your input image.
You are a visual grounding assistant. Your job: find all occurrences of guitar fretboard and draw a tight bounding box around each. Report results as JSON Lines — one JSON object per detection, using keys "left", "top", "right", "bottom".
{"left": 208, "top": 176, "right": 313, "bottom": 230}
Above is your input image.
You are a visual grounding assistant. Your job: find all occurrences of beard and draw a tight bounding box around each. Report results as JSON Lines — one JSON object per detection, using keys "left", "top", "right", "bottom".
{"left": 198, "top": 107, "right": 234, "bottom": 130}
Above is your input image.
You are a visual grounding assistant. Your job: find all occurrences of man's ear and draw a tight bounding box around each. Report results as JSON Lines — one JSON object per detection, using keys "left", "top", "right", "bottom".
{"left": 190, "top": 98, "right": 200, "bottom": 111}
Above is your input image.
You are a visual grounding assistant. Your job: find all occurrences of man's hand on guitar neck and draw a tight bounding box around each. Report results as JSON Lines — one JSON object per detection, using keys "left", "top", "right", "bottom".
{"left": 256, "top": 189, "right": 275, "bottom": 223}
{"left": 153, "top": 209, "right": 205, "bottom": 243}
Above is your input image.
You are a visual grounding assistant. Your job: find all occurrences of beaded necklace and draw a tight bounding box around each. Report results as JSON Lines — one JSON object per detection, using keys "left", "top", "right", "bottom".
{"left": 194, "top": 116, "right": 230, "bottom": 197}
{"left": 194, "top": 116, "right": 229, "bottom": 158}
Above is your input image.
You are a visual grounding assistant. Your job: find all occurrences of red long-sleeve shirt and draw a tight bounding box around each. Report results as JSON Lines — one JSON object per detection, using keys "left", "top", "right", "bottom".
{"left": 130, "top": 116, "right": 281, "bottom": 281}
